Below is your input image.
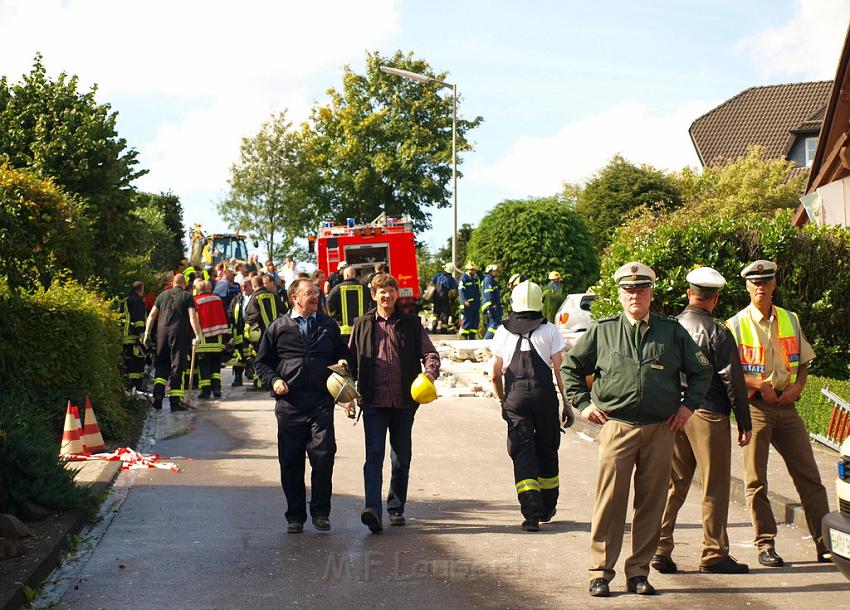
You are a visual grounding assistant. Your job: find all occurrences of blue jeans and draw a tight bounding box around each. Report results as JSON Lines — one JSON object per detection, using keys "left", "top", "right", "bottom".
{"left": 363, "top": 405, "right": 418, "bottom": 517}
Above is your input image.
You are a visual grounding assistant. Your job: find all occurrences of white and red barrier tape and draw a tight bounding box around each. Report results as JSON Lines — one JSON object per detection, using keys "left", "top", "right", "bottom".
{"left": 62, "top": 447, "right": 182, "bottom": 472}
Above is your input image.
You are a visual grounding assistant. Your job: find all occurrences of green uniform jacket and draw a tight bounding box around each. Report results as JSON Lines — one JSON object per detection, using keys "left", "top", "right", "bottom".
{"left": 560, "top": 312, "right": 712, "bottom": 424}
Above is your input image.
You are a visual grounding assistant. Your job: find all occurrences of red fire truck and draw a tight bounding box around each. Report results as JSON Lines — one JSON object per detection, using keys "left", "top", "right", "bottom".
{"left": 314, "top": 214, "right": 421, "bottom": 306}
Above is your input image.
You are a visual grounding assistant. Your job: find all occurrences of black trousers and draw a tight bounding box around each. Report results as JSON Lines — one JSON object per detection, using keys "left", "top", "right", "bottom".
{"left": 154, "top": 326, "right": 189, "bottom": 399}
{"left": 502, "top": 379, "right": 560, "bottom": 519}
{"left": 275, "top": 397, "right": 336, "bottom": 524}
{"left": 197, "top": 351, "right": 222, "bottom": 393}
{"left": 123, "top": 343, "right": 145, "bottom": 389}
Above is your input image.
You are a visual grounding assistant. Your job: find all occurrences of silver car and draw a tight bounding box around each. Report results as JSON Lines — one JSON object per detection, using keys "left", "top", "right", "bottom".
{"left": 555, "top": 292, "right": 595, "bottom": 351}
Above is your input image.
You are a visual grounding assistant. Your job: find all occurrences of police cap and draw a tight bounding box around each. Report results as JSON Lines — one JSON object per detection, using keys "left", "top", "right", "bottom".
{"left": 686, "top": 266, "right": 726, "bottom": 290}
{"left": 614, "top": 261, "right": 656, "bottom": 288}
{"left": 740, "top": 260, "right": 777, "bottom": 281}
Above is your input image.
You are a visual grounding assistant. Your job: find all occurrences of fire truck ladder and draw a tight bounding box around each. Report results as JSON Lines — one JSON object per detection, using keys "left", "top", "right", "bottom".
{"left": 812, "top": 387, "right": 850, "bottom": 451}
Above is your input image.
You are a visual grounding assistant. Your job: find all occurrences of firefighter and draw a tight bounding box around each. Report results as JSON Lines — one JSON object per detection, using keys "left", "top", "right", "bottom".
{"left": 143, "top": 274, "right": 202, "bottom": 411}
{"left": 244, "top": 274, "right": 285, "bottom": 390}
{"left": 228, "top": 277, "right": 253, "bottom": 387}
{"left": 325, "top": 261, "right": 347, "bottom": 294}
{"left": 490, "top": 281, "right": 570, "bottom": 531}
{"left": 543, "top": 271, "right": 563, "bottom": 323}
{"left": 194, "top": 280, "right": 230, "bottom": 399}
{"left": 459, "top": 261, "right": 481, "bottom": 340}
{"left": 430, "top": 263, "right": 458, "bottom": 334}
{"left": 481, "top": 264, "right": 502, "bottom": 339}
{"left": 121, "top": 281, "right": 147, "bottom": 391}
{"left": 327, "top": 265, "right": 367, "bottom": 340}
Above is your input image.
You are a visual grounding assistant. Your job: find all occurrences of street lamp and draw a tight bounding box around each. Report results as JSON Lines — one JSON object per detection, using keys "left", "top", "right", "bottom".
{"left": 380, "top": 66, "right": 459, "bottom": 272}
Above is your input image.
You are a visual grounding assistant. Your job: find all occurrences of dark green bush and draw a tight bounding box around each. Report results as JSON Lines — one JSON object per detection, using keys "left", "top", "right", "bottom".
{"left": 593, "top": 210, "right": 850, "bottom": 379}
{"left": 799, "top": 375, "right": 850, "bottom": 439}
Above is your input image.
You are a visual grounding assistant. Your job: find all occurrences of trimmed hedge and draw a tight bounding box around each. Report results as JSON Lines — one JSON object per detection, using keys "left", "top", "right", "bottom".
{"left": 800, "top": 375, "right": 850, "bottom": 440}
{"left": 0, "top": 277, "right": 144, "bottom": 515}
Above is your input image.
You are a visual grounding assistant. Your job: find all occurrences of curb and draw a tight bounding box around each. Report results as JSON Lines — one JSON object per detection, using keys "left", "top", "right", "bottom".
{"left": 0, "top": 461, "right": 120, "bottom": 610}
{"left": 568, "top": 414, "right": 811, "bottom": 533}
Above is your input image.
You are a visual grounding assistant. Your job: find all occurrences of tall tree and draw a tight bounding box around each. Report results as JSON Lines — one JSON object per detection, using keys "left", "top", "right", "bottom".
{"left": 0, "top": 55, "right": 146, "bottom": 277}
{"left": 218, "top": 112, "right": 313, "bottom": 262}
{"left": 575, "top": 154, "right": 681, "bottom": 250}
{"left": 306, "top": 50, "right": 483, "bottom": 233}
{"left": 134, "top": 191, "right": 186, "bottom": 268}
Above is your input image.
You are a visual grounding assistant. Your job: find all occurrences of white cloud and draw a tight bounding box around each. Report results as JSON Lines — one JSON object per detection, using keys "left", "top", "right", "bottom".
{"left": 469, "top": 100, "right": 714, "bottom": 197}
{"left": 738, "top": 0, "right": 850, "bottom": 80}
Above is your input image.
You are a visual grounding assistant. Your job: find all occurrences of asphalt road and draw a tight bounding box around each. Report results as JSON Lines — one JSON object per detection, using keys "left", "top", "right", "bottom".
{"left": 49, "top": 380, "right": 849, "bottom": 609}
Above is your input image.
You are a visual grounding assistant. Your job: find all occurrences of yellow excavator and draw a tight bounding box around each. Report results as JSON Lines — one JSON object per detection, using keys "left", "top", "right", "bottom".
{"left": 189, "top": 224, "right": 249, "bottom": 269}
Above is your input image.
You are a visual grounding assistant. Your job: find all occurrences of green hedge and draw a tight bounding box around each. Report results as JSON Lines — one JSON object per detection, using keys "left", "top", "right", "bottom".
{"left": 0, "top": 277, "right": 144, "bottom": 515}
{"left": 800, "top": 375, "right": 850, "bottom": 440}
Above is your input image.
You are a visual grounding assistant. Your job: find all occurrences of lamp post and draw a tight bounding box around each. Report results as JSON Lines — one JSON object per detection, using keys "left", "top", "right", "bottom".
{"left": 379, "top": 66, "right": 458, "bottom": 272}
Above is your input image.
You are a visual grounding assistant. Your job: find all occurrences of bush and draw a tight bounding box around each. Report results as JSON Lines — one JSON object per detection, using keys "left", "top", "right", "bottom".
{"left": 0, "top": 277, "right": 144, "bottom": 515}
{"left": 593, "top": 210, "right": 850, "bottom": 379}
{"left": 466, "top": 196, "right": 599, "bottom": 310}
{"left": 799, "top": 375, "right": 850, "bottom": 439}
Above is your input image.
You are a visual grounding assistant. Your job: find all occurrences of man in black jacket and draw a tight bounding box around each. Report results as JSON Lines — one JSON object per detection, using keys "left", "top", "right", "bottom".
{"left": 348, "top": 273, "right": 440, "bottom": 533}
{"left": 253, "top": 278, "right": 353, "bottom": 534}
{"left": 652, "top": 267, "right": 752, "bottom": 575}
{"left": 121, "top": 281, "right": 148, "bottom": 391}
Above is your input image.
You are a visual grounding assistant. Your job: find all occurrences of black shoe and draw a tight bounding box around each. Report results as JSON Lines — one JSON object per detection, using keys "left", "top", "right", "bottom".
{"left": 389, "top": 514, "right": 406, "bottom": 526}
{"left": 626, "top": 575, "right": 656, "bottom": 595}
{"left": 199, "top": 391, "right": 212, "bottom": 400}
{"left": 170, "top": 399, "right": 189, "bottom": 412}
{"left": 153, "top": 398, "right": 163, "bottom": 410}
{"left": 212, "top": 390, "right": 222, "bottom": 398}
{"left": 312, "top": 516, "right": 331, "bottom": 531}
{"left": 758, "top": 548, "right": 784, "bottom": 567}
{"left": 651, "top": 554, "right": 678, "bottom": 574}
{"left": 700, "top": 555, "right": 749, "bottom": 574}
{"left": 521, "top": 518, "right": 540, "bottom": 532}
{"left": 360, "top": 508, "right": 383, "bottom": 533}
{"left": 231, "top": 378, "right": 243, "bottom": 387}
{"left": 287, "top": 522, "right": 303, "bottom": 534}
{"left": 541, "top": 508, "right": 556, "bottom": 523}
{"left": 588, "top": 578, "right": 610, "bottom": 597}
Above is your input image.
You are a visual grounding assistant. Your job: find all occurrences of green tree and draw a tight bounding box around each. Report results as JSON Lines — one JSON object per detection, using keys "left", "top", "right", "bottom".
{"left": 135, "top": 191, "right": 185, "bottom": 268}
{"left": 0, "top": 55, "right": 146, "bottom": 279}
{"left": 218, "top": 111, "right": 314, "bottom": 262}
{"left": 466, "top": 197, "right": 598, "bottom": 308}
{"left": 306, "top": 50, "right": 483, "bottom": 233}
{"left": 435, "top": 222, "right": 475, "bottom": 270}
{"left": 575, "top": 154, "right": 681, "bottom": 250}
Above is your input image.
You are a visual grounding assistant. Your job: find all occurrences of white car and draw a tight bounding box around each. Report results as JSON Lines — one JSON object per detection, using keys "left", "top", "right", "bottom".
{"left": 555, "top": 292, "right": 596, "bottom": 351}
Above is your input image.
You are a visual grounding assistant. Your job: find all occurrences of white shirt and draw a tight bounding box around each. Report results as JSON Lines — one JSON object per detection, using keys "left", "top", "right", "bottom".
{"left": 490, "top": 322, "right": 565, "bottom": 365}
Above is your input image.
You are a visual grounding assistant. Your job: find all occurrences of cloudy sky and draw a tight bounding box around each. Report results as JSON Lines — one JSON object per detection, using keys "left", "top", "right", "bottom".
{"left": 1, "top": 0, "right": 848, "bottom": 253}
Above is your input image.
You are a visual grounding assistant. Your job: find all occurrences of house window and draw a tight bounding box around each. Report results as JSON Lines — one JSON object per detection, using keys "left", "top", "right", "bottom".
{"left": 805, "top": 137, "right": 818, "bottom": 167}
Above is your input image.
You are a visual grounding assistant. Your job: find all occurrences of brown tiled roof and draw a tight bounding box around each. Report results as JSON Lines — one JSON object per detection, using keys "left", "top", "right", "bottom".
{"left": 690, "top": 81, "right": 832, "bottom": 166}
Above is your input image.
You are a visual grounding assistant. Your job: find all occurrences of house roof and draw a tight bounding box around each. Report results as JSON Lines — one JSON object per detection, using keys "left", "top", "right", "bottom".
{"left": 689, "top": 81, "right": 832, "bottom": 166}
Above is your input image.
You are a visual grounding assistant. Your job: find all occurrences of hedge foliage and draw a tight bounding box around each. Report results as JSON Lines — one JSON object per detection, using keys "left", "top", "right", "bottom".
{"left": 799, "top": 375, "right": 850, "bottom": 440}
{"left": 0, "top": 277, "right": 144, "bottom": 515}
{"left": 593, "top": 210, "right": 850, "bottom": 379}
{"left": 466, "top": 196, "right": 599, "bottom": 308}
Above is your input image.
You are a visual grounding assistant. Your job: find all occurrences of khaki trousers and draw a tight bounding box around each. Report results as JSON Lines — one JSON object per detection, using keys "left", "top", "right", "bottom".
{"left": 744, "top": 402, "right": 829, "bottom": 552}
{"left": 656, "top": 410, "right": 732, "bottom": 565}
{"left": 589, "top": 420, "right": 674, "bottom": 583}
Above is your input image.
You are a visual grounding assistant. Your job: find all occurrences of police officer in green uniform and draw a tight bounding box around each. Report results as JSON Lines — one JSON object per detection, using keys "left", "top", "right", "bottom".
{"left": 561, "top": 262, "right": 712, "bottom": 598}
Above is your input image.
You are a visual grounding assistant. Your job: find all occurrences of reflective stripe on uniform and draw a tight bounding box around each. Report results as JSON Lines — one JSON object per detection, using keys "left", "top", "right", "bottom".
{"left": 538, "top": 475, "right": 559, "bottom": 490}
{"left": 339, "top": 284, "right": 365, "bottom": 335}
{"left": 154, "top": 377, "right": 168, "bottom": 386}
{"left": 515, "top": 478, "right": 540, "bottom": 495}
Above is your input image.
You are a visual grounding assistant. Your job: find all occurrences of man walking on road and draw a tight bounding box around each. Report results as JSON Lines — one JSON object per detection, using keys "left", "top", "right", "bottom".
{"left": 193, "top": 280, "right": 230, "bottom": 400}
{"left": 459, "top": 261, "right": 481, "bottom": 339}
{"left": 726, "top": 259, "right": 831, "bottom": 567}
{"left": 245, "top": 275, "right": 286, "bottom": 390}
{"left": 481, "top": 264, "right": 502, "bottom": 339}
{"left": 253, "top": 278, "right": 353, "bottom": 534}
{"left": 561, "top": 261, "right": 712, "bottom": 598}
{"left": 143, "top": 274, "right": 202, "bottom": 411}
{"left": 348, "top": 273, "right": 441, "bottom": 533}
{"left": 490, "top": 281, "right": 571, "bottom": 532}
{"left": 652, "top": 267, "right": 752, "bottom": 575}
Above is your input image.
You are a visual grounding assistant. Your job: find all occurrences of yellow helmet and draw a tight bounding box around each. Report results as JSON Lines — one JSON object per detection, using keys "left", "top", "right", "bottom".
{"left": 548, "top": 271, "right": 561, "bottom": 281}
{"left": 410, "top": 373, "right": 437, "bottom": 404}
{"left": 465, "top": 260, "right": 477, "bottom": 270}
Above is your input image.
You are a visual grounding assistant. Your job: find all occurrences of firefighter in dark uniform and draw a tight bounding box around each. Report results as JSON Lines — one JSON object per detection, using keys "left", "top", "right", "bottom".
{"left": 430, "top": 263, "right": 458, "bottom": 334}
{"left": 458, "top": 261, "right": 481, "bottom": 339}
{"left": 490, "top": 281, "right": 571, "bottom": 531}
{"left": 228, "top": 277, "right": 253, "bottom": 387}
{"left": 326, "top": 265, "right": 367, "bottom": 340}
{"left": 561, "top": 262, "right": 712, "bottom": 598}
{"left": 194, "top": 280, "right": 230, "bottom": 400}
{"left": 245, "top": 274, "right": 285, "bottom": 390}
{"left": 143, "top": 274, "right": 202, "bottom": 411}
{"left": 253, "top": 278, "right": 353, "bottom": 533}
{"left": 652, "top": 267, "right": 752, "bottom": 575}
{"left": 481, "top": 264, "right": 502, "bottom": 339}
{"left": 121, "top": 281, "right": 147, "bottom": 391}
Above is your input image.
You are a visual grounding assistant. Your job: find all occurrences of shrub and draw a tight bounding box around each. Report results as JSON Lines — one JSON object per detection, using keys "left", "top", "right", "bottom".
{"left": 593, "top": 210, "right": 850, "bottom": 379}
{"left": 799, "top": 375, "right": 850, "bottom": 439}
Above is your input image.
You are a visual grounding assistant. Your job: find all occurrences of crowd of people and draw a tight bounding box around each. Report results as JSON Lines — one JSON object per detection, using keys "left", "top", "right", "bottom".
{"left": 119, "top": 255, "right": 832, "bottom": 598}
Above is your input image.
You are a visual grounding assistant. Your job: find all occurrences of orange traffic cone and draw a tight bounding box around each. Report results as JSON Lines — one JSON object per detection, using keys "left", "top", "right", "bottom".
{"left": 82, "top": 396, "right": 105, "bottom": 453}
{"left": 59, "top": 401, "right": 87, "bottom": 456}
